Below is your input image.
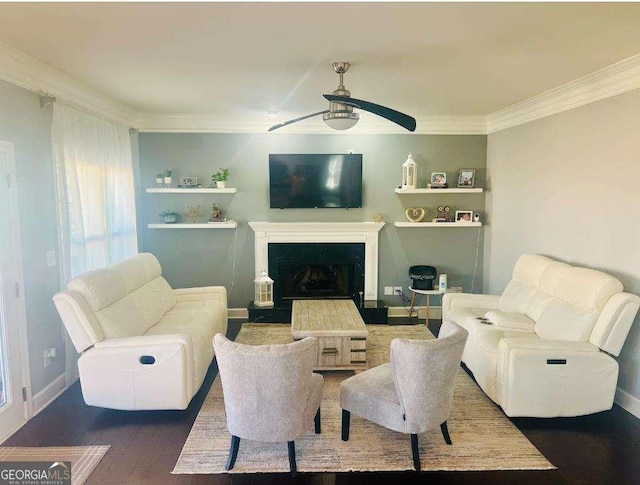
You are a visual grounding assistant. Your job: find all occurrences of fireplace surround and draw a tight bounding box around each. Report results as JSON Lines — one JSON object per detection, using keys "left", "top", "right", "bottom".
{"left": 248, "top": 222, "right": 388, "bottom": 323}
{"left": 248, "top": 222, "right": 384, "bottom": 301}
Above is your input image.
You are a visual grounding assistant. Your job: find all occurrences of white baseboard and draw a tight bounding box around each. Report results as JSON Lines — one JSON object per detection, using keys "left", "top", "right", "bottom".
{"left": 615, "top": 387, "right": 640, "bottom": 419}
{"left": 228, "top": 307, "right": 248, "bottom": 319}
{"left": 0, "top": 420, "right": 27, "bottom": 445}
{"left": 388, "top": 305, "right": 442, "bottom": 320}
{"left": 31, "top": 373, "right": 67, "bottom": 417}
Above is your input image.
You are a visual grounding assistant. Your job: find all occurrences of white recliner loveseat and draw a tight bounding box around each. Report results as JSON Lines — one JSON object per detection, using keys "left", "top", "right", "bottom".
{"left": 442, "top": 254, "right": 639, "bottom": 418}
{"left": 53, "top": 253, "right": 228, "bottom": 411}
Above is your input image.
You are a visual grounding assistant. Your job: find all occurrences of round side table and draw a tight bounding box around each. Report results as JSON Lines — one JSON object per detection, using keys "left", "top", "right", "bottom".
{"left": 409, "top": 287, "right": 446, "bottom": 324}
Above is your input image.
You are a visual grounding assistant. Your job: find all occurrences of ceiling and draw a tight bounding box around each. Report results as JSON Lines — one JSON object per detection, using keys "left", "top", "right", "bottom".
{"left": 1, "top": 2, "right": 640, "bottom": 130}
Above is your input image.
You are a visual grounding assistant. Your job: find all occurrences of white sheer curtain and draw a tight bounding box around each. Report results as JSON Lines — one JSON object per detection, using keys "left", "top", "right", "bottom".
{"left": 52, "top": 104, "right": 138, "bottom": 281}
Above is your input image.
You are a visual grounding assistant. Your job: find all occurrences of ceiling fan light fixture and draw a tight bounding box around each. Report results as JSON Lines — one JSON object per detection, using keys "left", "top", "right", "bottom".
{"left": 323, "top": 111, "right": 360, "bottom": 130}
{"left": 268, "top": 61, "right": 415, "bottom": 133}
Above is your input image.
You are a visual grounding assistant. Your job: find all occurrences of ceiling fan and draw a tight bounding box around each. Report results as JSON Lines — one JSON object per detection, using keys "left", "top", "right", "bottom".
{"left": 268, "top": 62, "right": 417, "bottom": 132}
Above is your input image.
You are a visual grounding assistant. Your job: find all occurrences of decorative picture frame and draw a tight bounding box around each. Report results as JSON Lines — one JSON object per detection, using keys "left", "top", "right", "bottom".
{"left": 430, "top": 172, "right": 447, "bottom": 186}
{"left": 455, "top": 210, "right": 474, "bottom": 222}
{"left": 457, "top": 169, "right": 476, "bottom": 188}
{"left": 180, "top": 176, "right": 198, "bottom": 187}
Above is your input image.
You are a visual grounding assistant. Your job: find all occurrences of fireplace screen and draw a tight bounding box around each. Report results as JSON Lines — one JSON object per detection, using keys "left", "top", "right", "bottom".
{"left": 279, "top": 263, "right": 352, "bottom": 299}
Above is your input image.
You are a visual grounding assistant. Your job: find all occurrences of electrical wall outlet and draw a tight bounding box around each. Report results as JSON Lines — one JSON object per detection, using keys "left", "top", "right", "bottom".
{"left": 394, "top": 286, "right": 403, "bottom": 295}
{"left": 46, "top": 250, "right": 57, "bottom": 267}
{"left": 384, "top": 286, "right": 394, "bottom": 296}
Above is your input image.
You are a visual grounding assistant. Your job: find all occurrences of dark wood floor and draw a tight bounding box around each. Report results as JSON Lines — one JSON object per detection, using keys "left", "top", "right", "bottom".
{"left": 6, "top": 320, "right": 640, "bottom": 484}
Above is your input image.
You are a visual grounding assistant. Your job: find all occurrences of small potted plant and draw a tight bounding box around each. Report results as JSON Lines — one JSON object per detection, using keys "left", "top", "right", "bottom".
{"left": 155, "top": 173, "right": 164, "bottom": 187}
{"left": 159, "top": 211, "right": 179, "bottom": 224}
{"left": 211, "top": 168, "right": 230, "bottom": 189}
{"left": 163, "top": 170, "right": 173, "bottom": 187}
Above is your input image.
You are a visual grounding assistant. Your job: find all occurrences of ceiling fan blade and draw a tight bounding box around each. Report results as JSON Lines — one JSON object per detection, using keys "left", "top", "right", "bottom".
{"left": 268, "top": 110, "right": 330, "bottom": 132}
{"left": 323, "top": 95, "right": 416, "bottom": 132}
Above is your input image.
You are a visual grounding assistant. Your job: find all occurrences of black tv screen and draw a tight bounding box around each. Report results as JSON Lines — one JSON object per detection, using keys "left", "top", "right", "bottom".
{"left": 269, "top": 154, "right": 363, "bottom": 209}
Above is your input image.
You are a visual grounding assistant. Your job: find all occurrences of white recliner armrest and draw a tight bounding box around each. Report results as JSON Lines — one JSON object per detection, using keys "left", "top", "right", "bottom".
{"left": 79, "top": 333, "right": 195, "bottom": 410}
{"left": 496, "top": 338, "right": 618, "bottom": 417}
{"left": 94, "top": 333, "right": 191, "bottom": 349}
{"left": 442, "top": 293, "right": 500, "bottom": 321}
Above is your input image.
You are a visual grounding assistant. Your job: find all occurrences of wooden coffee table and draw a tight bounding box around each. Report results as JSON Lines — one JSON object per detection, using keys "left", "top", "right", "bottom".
{"left": 291, "top": 299, "right": 368, "bottom": 371}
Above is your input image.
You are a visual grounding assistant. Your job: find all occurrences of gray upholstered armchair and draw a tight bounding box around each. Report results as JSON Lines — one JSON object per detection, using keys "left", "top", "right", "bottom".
{"left": 213, "top": 334, "right": 324, "bottom": 477}
{"left": 340, "top": 321, "right": 468, "bottom": 471}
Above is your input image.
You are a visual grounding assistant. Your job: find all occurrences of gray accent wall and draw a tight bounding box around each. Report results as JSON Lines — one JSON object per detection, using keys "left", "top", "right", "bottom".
{"left": 0, "top": 80, "right": 65, "bottom": 395}
{"left": 485, "top": 89, "right": 640, "bottom": 407}
{"left": 138, "top": 133, "right": 487, "bottom": 309}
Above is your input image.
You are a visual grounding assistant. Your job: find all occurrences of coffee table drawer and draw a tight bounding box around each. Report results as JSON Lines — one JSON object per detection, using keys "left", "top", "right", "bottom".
{"left": 316, "top": 336, "right": 367, "bottom": 369}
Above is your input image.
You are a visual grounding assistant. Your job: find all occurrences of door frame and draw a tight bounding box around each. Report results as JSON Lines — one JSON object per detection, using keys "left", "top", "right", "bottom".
{"left": 0, "top": 140, "right": 33, "bottom": 442}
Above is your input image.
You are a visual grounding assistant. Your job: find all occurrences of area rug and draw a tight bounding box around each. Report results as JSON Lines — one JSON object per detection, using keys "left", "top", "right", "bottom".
{"left": 173, "top": 324, "right": 555, "bottom": 474}
{"left": 0, "top": 445, "right": 110, "bottom": 484}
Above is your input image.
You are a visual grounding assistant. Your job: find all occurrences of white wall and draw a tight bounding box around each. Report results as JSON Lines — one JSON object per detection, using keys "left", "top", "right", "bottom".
{"left": 485, "top": 89, "right": 640, "bottom": 410}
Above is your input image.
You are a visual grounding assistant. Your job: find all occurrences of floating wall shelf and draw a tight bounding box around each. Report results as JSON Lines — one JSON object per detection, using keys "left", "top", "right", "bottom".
{"left": 395, "top": 188, "right": 483, "bottom": 194}
{"left": 394, "top": 222, "right": 482, "bottom": 228}
{"left": 148, "top": 222, "right": 238, "bottom": 229}
{"left": 146, "top": 188, "right": 237, "bottom": 194}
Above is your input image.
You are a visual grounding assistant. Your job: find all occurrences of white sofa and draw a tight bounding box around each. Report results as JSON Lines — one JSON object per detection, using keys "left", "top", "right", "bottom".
{"left": 442, "top": 254, "right": 639, "bottom": 418}
{"left": 53, "top": 253, "right": 228, "bottom": 411}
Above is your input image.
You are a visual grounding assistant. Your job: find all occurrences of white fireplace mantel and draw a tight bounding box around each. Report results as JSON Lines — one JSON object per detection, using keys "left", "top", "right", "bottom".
{"left": 248, "top": 222, "right": 385, "bottom": 300}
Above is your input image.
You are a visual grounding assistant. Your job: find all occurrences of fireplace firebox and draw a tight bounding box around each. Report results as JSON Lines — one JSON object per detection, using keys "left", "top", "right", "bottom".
{"left": 268, "top": 243, "right": 365, "bottom": 304}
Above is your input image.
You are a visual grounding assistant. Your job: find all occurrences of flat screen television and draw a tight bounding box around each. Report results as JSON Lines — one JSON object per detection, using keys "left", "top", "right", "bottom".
{"left": 269, "top": 154, "right": 363, "bottom": 209}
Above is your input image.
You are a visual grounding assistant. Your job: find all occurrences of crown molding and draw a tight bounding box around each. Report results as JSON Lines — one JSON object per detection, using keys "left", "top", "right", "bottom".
{"left": 0, "top": 42, "right": 138, "bottom": 126}
{"left": 486, "top": 53, "right": 640, "bottom": 133}
{"left": 414, "top": 115, "right": 487, "bottom": 135}
{"left": 2, "top": 41, "right": 639, "bottom": 135}
{"left": 136, "top": 113, "right": 487, "bottom": 135}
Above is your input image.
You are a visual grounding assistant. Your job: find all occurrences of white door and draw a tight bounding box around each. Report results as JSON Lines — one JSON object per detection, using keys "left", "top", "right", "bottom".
{"left": 0, "top": 140, "right": 30, "bottom": 442}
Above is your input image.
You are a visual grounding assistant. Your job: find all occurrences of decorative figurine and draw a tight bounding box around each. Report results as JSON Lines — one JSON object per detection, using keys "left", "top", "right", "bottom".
{"left": 208, "top": 203, "right": 225, "bottom": 223}
{"left": 185, "top": 205, "right": 203, "bottom": 223}
{"left": 433, "top": 205, "right": 452, "bottom": 222}
{"left": 405, "top": 207, "right": 426, "bottom": 223}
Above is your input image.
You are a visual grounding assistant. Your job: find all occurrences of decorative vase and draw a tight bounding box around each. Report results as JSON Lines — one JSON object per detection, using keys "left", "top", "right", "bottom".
{"left": 164, "top": 176, "right": 172, "bottom": 187}
{"left": 216, "top": 181, "right": 226, "bottom": 189}
{"left": 155, "top": 177, "right": 163, "bottom": 187}
{"left": 163, "top": 214, "right": 177, "bottom": 223}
